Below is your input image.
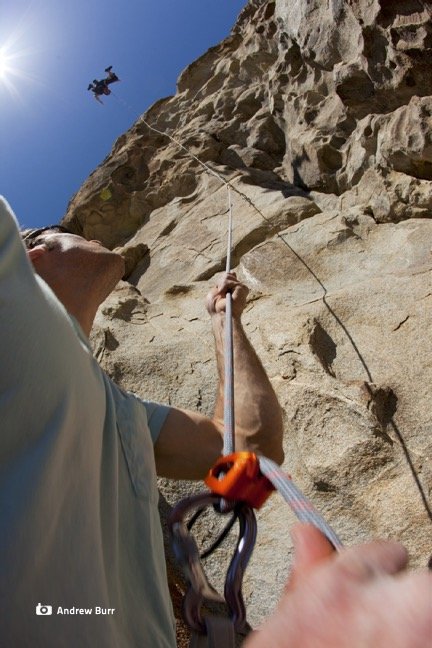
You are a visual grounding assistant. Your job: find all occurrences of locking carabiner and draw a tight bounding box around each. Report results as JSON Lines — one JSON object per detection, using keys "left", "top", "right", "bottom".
{"left": 223, "top": 503, "right": 256, "bottom": 632}
{"left": 168, "top": 491, "right": 257, "bottom": 634}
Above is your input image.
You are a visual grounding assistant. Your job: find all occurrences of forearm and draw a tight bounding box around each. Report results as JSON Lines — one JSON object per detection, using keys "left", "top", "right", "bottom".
{"left": 211, "top": 313, "right": 284, "bottom": 463}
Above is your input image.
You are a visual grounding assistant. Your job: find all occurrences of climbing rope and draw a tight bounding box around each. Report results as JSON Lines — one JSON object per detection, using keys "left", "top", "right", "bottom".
{"left": 112, "top": 93, "right": 341, "bottom": 540}
{"left": 140, "top": 119, "right": 339, "bottom": 534}
{"left": 138, "top": 114, "right": 232, "bottom": 188}
{"left": 112, "top": 93, "right": 343, "bottom": 641}
{"left": 223, "top": 186, "right": 235, "bottom": 455}
{"left": 258, "top": 456, "right": 342, "bottom": 549}
{"left": 113, "top": 92, "right": 238, "bottom": 455}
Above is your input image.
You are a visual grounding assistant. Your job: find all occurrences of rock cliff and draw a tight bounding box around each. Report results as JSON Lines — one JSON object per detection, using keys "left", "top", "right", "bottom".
{"left": 64, "top": 0, "right": 432, "bottom": 639}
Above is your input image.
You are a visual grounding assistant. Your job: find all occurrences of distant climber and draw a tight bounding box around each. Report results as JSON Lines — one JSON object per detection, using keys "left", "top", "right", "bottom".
{"left": 87, "top": 66, "right": 120, "bottom": 104}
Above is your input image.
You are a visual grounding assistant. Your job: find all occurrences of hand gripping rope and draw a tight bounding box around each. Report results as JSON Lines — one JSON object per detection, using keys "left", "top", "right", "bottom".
{"left": 167, "top": 177, "right": 342, "bottom": 647}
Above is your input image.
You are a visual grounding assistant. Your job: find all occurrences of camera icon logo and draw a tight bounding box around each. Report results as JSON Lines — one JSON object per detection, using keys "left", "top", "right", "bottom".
{"left": 36, "top": 603, "right": 52, "bottom": 615}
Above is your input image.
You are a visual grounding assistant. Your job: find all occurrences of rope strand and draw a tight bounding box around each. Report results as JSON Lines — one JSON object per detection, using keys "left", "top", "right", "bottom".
{"left": 139, "top": 116, "right": 231, "bottom": 188}
{"left": 111, "top": 95, "right": 342, "bottom": 547}
{"left": 223, "top": 186, "right": 235, "bottom": 454}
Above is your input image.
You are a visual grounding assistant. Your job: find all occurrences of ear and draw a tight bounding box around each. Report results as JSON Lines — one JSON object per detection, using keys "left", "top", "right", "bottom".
{"left": 27, "top": 244, "right": 48, "bottom": 265}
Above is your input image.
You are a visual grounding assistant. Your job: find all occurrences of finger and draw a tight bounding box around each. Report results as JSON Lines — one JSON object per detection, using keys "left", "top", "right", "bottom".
{"left": 334, "top": 539, "right": 408, "bottom": 582}
{"left": 216, "top": 279, "right": 247, "bottom": 303}
{"left": 287, "top": 523, "right": 335, "bottom": 591}
{"left": 292, "top": 523, "right": 335, "bottom": 569}
{"left": 217, "top": 271, "right": 236, "bottom": 284}
{"left": 217, "top": 273, "right": 240, "bottom": 292}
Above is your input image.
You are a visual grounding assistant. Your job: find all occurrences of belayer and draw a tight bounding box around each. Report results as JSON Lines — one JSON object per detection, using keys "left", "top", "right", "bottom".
{"left": 87, "top": 66, "right": 119, "bottom": 103}
{"left": 1, "top": 198, "right": 431, "bottom": 647}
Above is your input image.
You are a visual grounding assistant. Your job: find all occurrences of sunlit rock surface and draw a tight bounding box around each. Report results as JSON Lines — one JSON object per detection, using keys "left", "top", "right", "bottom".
{"left": 64, "top": 0, "right": 432, "bottom": 639}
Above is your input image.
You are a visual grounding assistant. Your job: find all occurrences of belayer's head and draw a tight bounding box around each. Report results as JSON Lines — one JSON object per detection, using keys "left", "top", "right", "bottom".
{"left": 21, "top": 224, "right": 125, "bottom": 335}
{"left": 22, "top": 224, "right": 72, "bottom": 250}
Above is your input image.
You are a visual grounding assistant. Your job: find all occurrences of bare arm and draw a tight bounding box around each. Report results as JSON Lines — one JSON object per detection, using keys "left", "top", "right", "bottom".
{"left": 153, "top": 273, "right": 284, "bottom": 479}
{"left": 207, "top": 273, "right": 284, "bottom": 461}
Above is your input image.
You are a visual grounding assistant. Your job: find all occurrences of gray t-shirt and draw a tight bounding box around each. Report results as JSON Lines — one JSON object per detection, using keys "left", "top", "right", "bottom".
{"left": 0, "top": 197, "right": 176, "bottom": 647}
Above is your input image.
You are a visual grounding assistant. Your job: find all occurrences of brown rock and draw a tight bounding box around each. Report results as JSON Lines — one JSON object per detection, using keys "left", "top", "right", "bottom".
{"left": 57, "top": 0, "right": 432, "bottom": 634}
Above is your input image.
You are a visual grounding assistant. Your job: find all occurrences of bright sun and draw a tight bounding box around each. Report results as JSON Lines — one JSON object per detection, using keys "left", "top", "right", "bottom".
{"left": 0, "top": 48, "right": 13, "bottom": 82}
{"left": 0, "top": 51, "right": 7, "bottom": 78}
{"left": 0, "top": 42, "right": 35, "bottom": 100}
{"left": 0, "top": 12, "right": 43, "bottom": 101}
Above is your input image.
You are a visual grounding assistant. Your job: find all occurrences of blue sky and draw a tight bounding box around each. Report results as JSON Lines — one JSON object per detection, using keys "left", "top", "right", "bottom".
{"left": 0, "top": 1, "right": 246, "bottom": 228}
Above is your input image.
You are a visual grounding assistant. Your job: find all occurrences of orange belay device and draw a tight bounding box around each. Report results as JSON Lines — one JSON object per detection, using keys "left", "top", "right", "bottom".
{"left": 204, "top": 451, "right": 275, "bottom": 509}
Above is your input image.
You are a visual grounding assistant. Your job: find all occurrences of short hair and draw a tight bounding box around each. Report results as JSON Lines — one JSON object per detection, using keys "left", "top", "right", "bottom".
{"left": 21, "top": 225, "right": 72, "bottom": 250}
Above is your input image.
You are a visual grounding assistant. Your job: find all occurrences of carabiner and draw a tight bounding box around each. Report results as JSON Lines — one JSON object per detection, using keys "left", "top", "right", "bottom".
{"left": 168, "top": 491, "right": 257, "bottom": 634}
{"left": 224, "top": 503, "right": 257, "bottom": 632}
{"left": 169, "top": 492, "right": 225, "bottom": 633}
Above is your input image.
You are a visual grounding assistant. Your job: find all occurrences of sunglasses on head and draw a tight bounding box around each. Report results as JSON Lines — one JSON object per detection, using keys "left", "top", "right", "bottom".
{"left": 22, "top": 225, "right": 73, "bottom": 249}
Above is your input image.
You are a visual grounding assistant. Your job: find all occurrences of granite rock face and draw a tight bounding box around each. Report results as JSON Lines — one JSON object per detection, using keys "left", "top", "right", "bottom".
{"left": 64, "top": 0, "right": 432, "bottom": 636}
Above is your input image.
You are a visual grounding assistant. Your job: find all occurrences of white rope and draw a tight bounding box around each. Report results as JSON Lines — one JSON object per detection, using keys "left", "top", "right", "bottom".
{"left": 225, "top": 186, "right": 233, "bottom": 274}
{"left": 223, "top": 186, "right": 235, "bottom": 454}
{"left": 139, "top": 116, "right": 231, "bottom": 188}
{"left": 135, "top": 105, "right": 343, "bottom": 554}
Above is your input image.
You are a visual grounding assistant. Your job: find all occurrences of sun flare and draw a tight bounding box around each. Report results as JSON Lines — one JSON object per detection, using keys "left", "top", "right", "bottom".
{"left": 0, "top": 40, "right": 39, "bottom": 102}
{"left": 0, "top": 49, "right": 11, "bottom": 79}
{"left": 0, "top": 45, "right": 20, "bottom": 87}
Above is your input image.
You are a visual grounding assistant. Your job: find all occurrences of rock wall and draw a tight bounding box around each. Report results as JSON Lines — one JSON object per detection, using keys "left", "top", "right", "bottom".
{"left": 64, "top": 0, "right": 432, "bottom": 639}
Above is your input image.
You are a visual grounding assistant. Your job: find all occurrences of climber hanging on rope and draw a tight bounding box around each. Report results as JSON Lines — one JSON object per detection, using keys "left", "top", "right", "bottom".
{"left": 87, "top": 66, "right": 120, "bottom": 104}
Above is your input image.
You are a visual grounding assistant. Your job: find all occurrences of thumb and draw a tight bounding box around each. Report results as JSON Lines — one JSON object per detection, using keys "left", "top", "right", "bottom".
{"left": 286, "top": 523, "right": 335, "bottom": 591}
